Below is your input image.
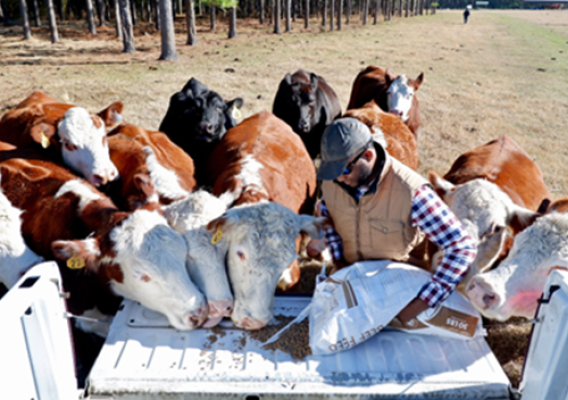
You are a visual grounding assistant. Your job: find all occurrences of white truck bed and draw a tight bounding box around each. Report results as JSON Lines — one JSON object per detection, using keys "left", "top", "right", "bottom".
{"left": 87, "top": 296, "right": 511, "bottom": 400}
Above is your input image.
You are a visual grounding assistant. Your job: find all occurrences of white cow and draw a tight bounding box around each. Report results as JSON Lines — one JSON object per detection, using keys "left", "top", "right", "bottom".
{"left": 466, "top": 212, "right": 568, "bottom": 321}
{"left": 0, "top": 177, "right": 44, "bottom": 288}
{"left": 206, "top": 201, "right": 328, "bottom": 330}
{"left": 164, "top": 189, "right": 237, "bottom": 328}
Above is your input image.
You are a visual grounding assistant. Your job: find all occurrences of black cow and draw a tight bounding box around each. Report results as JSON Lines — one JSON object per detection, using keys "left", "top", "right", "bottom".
{"left": 272, "top": 70, "right": 342, "bottom": 159}
{"left": 159, "top": 78, "right": 244, "bottom": 187}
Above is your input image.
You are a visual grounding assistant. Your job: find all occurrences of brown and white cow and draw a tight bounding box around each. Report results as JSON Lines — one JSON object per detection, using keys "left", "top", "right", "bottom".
{"left": 0, "top": 91, "right": 121, "bottom": 187}
{"left": 429, "top": 135, "right": 549, "bottom": 288}
{"left": 466, "top": 212, "right": 568, "bottom": 321}
{"left": 106, "top": 122, "right": 197, "bottom": 210}
{"left": 347, "top": 66, "right": 424, "bottom": 135}
{"left": 343, "top": 101, "right": 418, "bottom": 170}
{"left": 0, "top": 172, "right": 44, "bottom": 288}
{"left": 0, "top": 142, "right": 207, "bottom": 334}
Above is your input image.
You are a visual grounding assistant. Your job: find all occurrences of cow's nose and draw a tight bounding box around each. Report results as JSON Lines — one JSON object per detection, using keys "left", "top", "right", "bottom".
{"left": 298, "top": 121, "right": 310, "bottom": 133}
{"left": 467, "top": 277, "right": 500, "bottom": 311}
{"left": 188, "top": 303, "right": 209, "bottom": 328}
{"left": 389, "top": 109, "right": 403, "bottom": 117}
{"left": 199, "top": 122, "right": 213, "bottom": 134}
{"left": 239, "top": 317, "right": 266, "bottom": 331}
{"left": 91, "top": 174, "right": 104, "bottom": 187}
{"left": 208, "top": 299, "right": 234, "bottom": 318}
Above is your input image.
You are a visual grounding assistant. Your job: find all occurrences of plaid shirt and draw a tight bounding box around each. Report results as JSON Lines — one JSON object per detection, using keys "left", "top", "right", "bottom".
{"left": 319, "top": 183, "right": 476, "bottom": 308}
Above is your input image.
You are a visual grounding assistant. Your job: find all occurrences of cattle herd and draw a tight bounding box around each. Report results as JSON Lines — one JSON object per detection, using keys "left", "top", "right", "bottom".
{"left": 0, "top": 65, "right": 567, "bottom": 343}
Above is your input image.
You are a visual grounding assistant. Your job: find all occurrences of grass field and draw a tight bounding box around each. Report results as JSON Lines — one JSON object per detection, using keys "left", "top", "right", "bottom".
{"left": 1, "top": 8, "right": 568, "bottom": 387}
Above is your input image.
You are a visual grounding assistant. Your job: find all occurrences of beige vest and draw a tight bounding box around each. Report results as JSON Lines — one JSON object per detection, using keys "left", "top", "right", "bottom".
{"left": 322, "top": 155, "right": 428, "bottom": 264}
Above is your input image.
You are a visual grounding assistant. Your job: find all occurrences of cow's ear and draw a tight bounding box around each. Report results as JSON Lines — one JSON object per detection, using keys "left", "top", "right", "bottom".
{"left": 226, "top": 97, "right": 244, "bottom": 111}
{"left": 284, "top": 73, "right": 293, "bottom": 85}
{"left": 507, "top": 207, "right": 541, "bottom": 235}
{"left": 297, "top": 215, "right": 331, "bottom": 240}
{"left": 98, "top": 101, "right": 123, "bottom": 128}
{"left": 310, "top": 73, "right": 318, "bottom": 89}
{"left": 133, "top": 173, "right": 157, "bottom": 201}
{"left": 385, "top": 70, "right": 395, "bottom": 85}
{"left": 414, "top": 72, "right": 425, "bottom": 89}
{"left": 429, "top": 172, "right": 455, "bottom": 199}
{"left": 52, "top": 238, "right": 100, "bottom": 272}
{"left": 30, "top": 123, "right": 58, "bottom": 149}
{"left": 206, "top": 215, "right": 236, "bottom": 237}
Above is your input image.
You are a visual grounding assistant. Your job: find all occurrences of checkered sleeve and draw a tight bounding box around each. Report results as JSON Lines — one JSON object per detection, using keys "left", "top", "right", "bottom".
{"left": 411, "top": 184, "right": 477, "bottom": 307}
{"left": 317, "top": 197, "right": 345, "bottom": 264}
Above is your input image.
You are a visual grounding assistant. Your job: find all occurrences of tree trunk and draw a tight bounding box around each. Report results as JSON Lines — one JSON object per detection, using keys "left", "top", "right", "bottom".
{"left": 321, "top": 0, "right": 325, "bottom": 26}
{"left": 329, "top": 0, "right": 333, "bottom": 30}
{"left": 158, "top": 0, "right": 177, "bottom": 59}
{"left": 19, "top": 0, "right": 32, "bottom": 39}
{"left": 198, "top": 0, "right": 201, "bottom": 15}
{"left": 405, "top": 0, "right": 408, "bottom": 17}
{"left": 55, "top": 0, "right": 64, "bottom": 20}
{"left": 96, "top": 0, "right": 106, "bottom": 25}
{"left": 273, "top": 0, "right": 280, "bottom": 33}
{"left": 86, "top": 0, "right": 97, "bottom": 33}
{"left": 145, "top": 0, "right": 151, "bottom": 21}
{"left": 303, "top": 0, "right": 308, "bottom": 28}
{"left": 397, "top": 0, "right": 401, "bottom": 16}
{"left": 119, "top": 0, "right": 135, "bottom": 52}
{"left": 285, "top": 0, "right": 291, "bottom": 31}
{"left": 345, "top": 0, "right": 350, "bottom": 23}
{"left": 269, "top": 0, "right": 273, "bottom": 24}
{"left": 209, "top": 4, "right": 215, "bottom": 29}
{"left": 337, "top": 0, "right": 341, "bottom": 29}
{"left": 131, "top": 0, "right": 137, "bottom": 24}
{"left": 0, "top": 0, "right": 10, "bottom": 25}
{"left": 46, "top": 0, "right": 60, "bottom": 41}
{"left": 114, "top": 0, "right": 123, "bottom": 37}
{"left": 373, "top": 0, "right": 377, "bottom": 23}
{"left": 259, "top": 0, "right": 265, "bottom": 23}
{"left": 31, "top": 0, "right": 40, "bottom": 26}
{"left": 362, "top": 0, "right": 367, "bottom": 25}
{"left": 154, "top": 0, "right": 160, "bottom": 29}
{"left": 228, "top": 6, "right": 236, "bottom": 37}
{"left": 185, "top": 0, "right": 196, "bottom": 44}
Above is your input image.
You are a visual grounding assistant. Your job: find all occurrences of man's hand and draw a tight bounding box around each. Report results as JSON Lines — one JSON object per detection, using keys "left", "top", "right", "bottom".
{"left": 396, "top": 298, "right": 430, "bottom": 323}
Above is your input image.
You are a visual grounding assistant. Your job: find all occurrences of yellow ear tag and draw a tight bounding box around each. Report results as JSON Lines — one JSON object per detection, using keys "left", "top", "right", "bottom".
{"left": 231, "top": 107, "right": 242, "bottom": 121}
{"left": 67, "top": 255, "right": 85, "bottom": 270}
{"left": 211, "top": 226, "right": 223, "bottom": 245}
{"left": 40, "top": 131, "right": 50, "bottom": 149}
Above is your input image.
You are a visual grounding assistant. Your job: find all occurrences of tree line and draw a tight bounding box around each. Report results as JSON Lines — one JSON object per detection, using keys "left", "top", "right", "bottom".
{"left": 0, "top": 0, "right": 434, "bottom": 60}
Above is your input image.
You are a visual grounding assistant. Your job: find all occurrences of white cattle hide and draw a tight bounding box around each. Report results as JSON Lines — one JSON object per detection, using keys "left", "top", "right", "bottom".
{"left": 58, "top": 107, "right": 119, "bottom": 187}
{"left": 466, "top": 212, "right": 568, "bottom": 321}
{"left": 207, "top": 201, "right": 327, "bottom": 330}
{"left": 0, "top": 184, "right": 44, "bottom": 288}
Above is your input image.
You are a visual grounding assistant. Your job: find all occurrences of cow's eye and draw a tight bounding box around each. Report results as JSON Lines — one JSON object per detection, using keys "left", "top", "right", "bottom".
{"left": 236, "top": 250, "right": 246, "bottom": 261}
{"left": 61, "top": 139, "right": 76, "bottom": 151}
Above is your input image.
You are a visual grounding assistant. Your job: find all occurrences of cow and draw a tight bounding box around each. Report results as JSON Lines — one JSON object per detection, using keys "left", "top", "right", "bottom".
{"left": 106, "top": 122, "right": 197, "bottom": 211}
{"left": 347, "top": 66, "right": 424, "bottom": 136}
{"left": 343, "top": 100, "right": 418, "bottom": 170}
{"left": 0, "top": 172, "right": 44, "bottom": 289}
{"left": 163, "top": 189, "right": 239, "bottom": 328}
{"left": 0, "top": 141, "right": 207, "bottom": 335}
{"left": 159, "top": 78, "right": 244, "bottom": 187}
{"left": 206, "top": 201, "right": 328, "bottom": 330}
{"left": 0, "top": 91, "right": 121, "bottom": 187}
{"left": 272, "top": 69, "right": 342, "bottom": 159}
{"left": 428, "top": 135, "right": 550, "bottom": 288}
{"left": 466, "top": 212, "right": 568, "bottom": 321}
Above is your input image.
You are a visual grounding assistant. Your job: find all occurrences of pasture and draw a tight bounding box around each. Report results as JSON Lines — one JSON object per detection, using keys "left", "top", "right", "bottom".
{"left": 1, "top": 8, "right": 568, "bottom": 386}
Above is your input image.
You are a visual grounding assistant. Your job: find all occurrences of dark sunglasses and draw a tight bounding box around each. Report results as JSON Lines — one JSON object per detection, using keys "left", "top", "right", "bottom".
{"left": 342, "top": 143, "right": 371, "bottom": 175}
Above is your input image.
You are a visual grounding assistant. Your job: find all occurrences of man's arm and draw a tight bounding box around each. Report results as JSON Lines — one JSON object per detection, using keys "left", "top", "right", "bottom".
{"left": 398, "top": 184, "right": 477, "bottom": 321}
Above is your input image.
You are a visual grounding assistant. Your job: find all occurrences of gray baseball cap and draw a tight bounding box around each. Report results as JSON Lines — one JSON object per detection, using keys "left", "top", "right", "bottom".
{"left": 317, "top": 118, "right": 372, "bottom": 180}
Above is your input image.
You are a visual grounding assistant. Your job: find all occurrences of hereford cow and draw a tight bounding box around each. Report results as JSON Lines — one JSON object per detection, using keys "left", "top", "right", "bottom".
{"left": 0, "top": 142, "right": 207, "bottom": 334}
{"left": 106, "top": 122, "right": 197, "bottom": 211}
{"left": 159, "top": 78, "right": 244, "bottom": 187}
{"left": 466, "top": 212, "right": 568, "bottom": 321}
{"left": 272, "top": 69, "right": 342, "bottom": 159}
{"left": 343, "top": 101, "right": 418, "bottom": 170}
{"left": 347, "top": 66, "right": 424, "bottom": 135}
{"left": 206, "top": 201, "right": 328, "bottom": 330}
{"left": 0, "top": 91, "right": 121, "bottom": 187}
{"left": 0, "top": 173, "right": 44, "bottom": 288}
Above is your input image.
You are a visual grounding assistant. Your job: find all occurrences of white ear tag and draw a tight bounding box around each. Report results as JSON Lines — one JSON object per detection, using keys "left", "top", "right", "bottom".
{"left": 231, "top": 107, "right": 242, "bottom": 121}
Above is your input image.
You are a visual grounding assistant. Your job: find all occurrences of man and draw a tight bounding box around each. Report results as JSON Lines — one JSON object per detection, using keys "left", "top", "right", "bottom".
{"left": 464, "top": 8, "right": 470, "bottom": 24}
{"left": 308, "top": 118, "right": 476, "bottom": 323}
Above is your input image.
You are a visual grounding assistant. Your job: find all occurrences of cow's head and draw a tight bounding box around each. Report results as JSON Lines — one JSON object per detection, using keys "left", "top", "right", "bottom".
{"left": 429, "top": 173, "right": 540, "bottom": 242}
{"left": 52, "top": 208, "right": 208, "bottom": 330}
{"left": 164, "top": 190, "right": 239, "bottom": 328}
{"left": 385, "top": 72, "right": 423, "bottom": 123}
{"left": 161, "top": 78, "right": 243, "bottom": 144}
{"left": 280, "top": 72, "right": 322, "bottom": 135}
{"left": 466, "top": 212, "right": 568, "bottom": 321}
{"left": 206, "top": 202, "right": 328, "bottom": 330}
{"left": 0, "top": 179, "right": 44, "bottom": 288}
{"left": 31, "top": 106, "right": 120, "bottom": 187}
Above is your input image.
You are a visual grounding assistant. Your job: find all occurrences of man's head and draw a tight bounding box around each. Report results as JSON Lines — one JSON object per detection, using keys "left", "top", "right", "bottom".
{"left": 317, "top": 118, "right": 381, "bottom": 187}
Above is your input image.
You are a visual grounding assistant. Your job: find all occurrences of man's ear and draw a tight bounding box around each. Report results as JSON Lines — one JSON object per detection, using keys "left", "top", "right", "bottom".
{"left": 51, "top": 238, "right": 100, "bottom": 272}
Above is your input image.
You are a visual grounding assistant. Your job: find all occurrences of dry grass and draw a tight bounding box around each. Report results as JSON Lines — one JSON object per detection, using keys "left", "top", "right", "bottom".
{"left": 1, "top": 9, "right": 568, "bottom": 388}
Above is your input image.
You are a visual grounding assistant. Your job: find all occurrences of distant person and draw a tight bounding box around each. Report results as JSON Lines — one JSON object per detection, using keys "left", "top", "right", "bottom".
{"left": 464, "top": 8, "right": 470, "bottom": 24}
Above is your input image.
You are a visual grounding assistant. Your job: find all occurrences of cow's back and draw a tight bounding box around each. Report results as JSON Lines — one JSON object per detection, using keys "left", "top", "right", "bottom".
{"left": 209, "top": 111, "right": 317, "bottom": 215}
{"left": 443, "top": 135, "right": 550, "bottom": 211}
